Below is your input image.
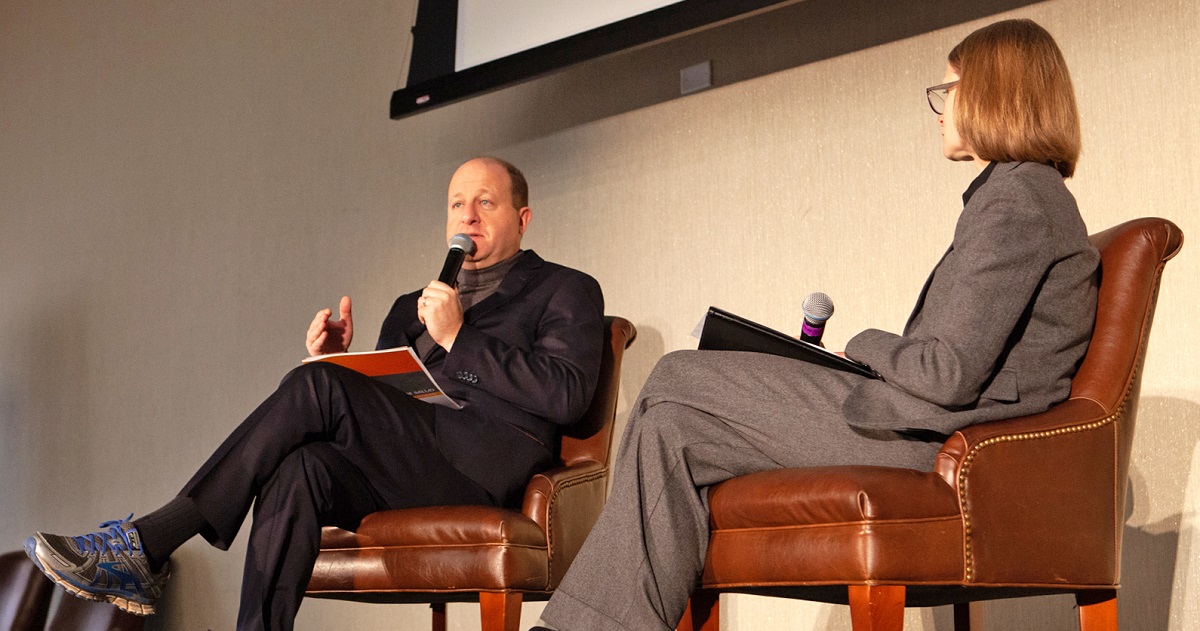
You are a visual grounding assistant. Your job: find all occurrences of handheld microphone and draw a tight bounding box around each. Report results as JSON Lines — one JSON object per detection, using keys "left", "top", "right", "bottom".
{"left": 438, "top": 234, "right": 477, "bottom": 287}
{"left": 800, "top": 292, "right": 834, "bottom": 345}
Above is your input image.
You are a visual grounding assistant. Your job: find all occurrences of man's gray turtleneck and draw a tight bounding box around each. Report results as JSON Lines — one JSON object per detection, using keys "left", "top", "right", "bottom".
{"left": 414, "top": 250, "right": 526, "bottom": 358}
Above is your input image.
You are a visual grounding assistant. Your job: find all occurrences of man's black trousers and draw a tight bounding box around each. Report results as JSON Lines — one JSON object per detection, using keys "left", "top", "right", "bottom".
{"left": 179, "top": 362, "right": 495, "bottom": 631}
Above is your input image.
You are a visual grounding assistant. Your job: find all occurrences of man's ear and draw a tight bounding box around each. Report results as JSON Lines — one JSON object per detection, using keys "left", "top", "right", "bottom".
{"left": 517, "top": 207, "right": 532, "bottom": 234}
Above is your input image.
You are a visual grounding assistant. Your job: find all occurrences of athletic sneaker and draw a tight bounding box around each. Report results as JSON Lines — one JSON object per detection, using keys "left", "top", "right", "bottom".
{"left": 24, "top": 516, "right": 170, "bottom": 616}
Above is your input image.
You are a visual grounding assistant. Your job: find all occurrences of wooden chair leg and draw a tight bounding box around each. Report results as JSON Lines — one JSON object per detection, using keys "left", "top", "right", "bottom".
{"left": 431, "top": 603, "right": 446, "bottom": 631}
{"left": 479, "top": 592, "right": 523, "bottom": 631}
{"left": 953, "top": 602, "right": 970, "bottom": 631}
{"left": 677, "top": 590, "right": 719, "bottom": 631}
{"left": 1077, "top": 589, "right": 1117, "bottom": 631}
{"left": 848, "top": 585, "right": 905, "bottom": 631}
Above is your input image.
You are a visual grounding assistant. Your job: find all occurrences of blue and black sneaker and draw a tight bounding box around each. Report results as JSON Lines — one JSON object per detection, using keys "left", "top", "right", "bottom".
{"left": 24, "top": 516, "right": 169, "bottom": 616}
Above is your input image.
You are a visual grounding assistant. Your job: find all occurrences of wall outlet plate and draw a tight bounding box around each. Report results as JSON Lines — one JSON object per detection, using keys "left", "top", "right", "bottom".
{"left": 680, "top": 60, "right": 712, "bottom": 95}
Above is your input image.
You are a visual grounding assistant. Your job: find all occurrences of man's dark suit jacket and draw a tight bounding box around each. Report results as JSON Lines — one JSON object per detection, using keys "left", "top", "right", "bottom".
{"left": 376, "top": 250, "right": 605, "bottom": 507}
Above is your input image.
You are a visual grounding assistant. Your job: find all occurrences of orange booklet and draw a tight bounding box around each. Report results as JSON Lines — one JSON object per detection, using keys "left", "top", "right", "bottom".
{"left": 302, "top": 347, "right": 462, "bottom": 409}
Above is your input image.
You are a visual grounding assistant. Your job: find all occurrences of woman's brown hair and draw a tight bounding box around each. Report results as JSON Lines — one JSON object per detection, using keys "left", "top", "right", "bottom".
{"left": 949, "top": 19, "right": 1081, "bottom": 177}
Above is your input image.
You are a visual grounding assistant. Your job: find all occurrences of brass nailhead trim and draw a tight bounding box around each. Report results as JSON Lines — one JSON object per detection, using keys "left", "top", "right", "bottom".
{"left": 544, "top": 467, "right": 608, "bottom": 572}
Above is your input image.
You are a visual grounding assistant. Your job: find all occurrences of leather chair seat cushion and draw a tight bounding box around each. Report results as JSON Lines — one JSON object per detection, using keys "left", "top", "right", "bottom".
{"left": 309, "top": 506, "right": 551, "bottom": 594}
{"left": 707, "top": 466, "right": 962, "bottom": 529}
{"left": 702, "top": 467, "right": 966, "bottom": 586}
{"left": 320, "top": 506, "right": 547, "bottom": 548}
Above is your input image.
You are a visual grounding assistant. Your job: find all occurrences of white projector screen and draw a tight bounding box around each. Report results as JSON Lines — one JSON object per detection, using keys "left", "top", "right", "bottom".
{"left": 455, "top": 0, "right": 684, "bottom": 72}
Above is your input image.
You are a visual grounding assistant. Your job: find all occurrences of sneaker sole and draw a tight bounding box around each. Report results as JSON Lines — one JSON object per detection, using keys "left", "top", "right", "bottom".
{"left": 25, "top": 536, "right": 157, "bottom": 616}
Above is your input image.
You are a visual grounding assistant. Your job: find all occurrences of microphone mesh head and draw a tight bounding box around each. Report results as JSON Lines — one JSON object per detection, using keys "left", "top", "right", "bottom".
{"left": 448, "top": 233, "right": 477, "bottom": 255}
{"left": 802, "top": 292, "right": 834, "bottom": 322}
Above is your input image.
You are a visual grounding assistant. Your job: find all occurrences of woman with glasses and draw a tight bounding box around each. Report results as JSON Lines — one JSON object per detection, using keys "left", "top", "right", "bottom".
{"left": 537, "top": 18, "right": 1099, "bottom": 631}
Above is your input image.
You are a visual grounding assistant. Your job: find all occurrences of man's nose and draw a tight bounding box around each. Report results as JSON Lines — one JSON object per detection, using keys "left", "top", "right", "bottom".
{"left": 459, "top": 204, "right": 480, "bottom": 223}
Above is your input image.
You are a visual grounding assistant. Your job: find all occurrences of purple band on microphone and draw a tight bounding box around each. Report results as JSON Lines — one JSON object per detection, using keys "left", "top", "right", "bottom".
{"left": 801, "top": 321, "right": 823, "bottom": 338}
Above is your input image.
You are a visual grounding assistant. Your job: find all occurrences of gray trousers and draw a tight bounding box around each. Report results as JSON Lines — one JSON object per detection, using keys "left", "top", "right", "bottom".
{"left": 542, "top": 350, "right": 942, "bottom": 631}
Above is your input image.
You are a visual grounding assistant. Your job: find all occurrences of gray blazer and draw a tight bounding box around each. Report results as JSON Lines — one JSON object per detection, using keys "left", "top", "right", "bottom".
{"left": 844, "top": 161, "right": 1100, "bottom": 436}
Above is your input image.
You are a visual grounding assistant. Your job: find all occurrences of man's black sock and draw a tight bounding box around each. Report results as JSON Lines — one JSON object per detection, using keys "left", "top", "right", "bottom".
{"left": 132, "top": 496, "right": 207, "bottom": 573}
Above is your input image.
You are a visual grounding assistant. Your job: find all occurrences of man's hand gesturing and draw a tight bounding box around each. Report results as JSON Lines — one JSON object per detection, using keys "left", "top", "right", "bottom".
{"left": 306, "top": 296, "right": 354, "bottom": 357}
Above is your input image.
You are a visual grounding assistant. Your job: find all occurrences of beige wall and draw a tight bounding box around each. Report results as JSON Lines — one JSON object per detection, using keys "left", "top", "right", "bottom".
{"left": 1, "top": 1, "right": 1196, "bottom": 629}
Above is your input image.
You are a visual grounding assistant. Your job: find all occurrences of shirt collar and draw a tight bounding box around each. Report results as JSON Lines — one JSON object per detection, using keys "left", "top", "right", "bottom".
{"left": 962, "top": 161, "right": 998, "bottom": 206}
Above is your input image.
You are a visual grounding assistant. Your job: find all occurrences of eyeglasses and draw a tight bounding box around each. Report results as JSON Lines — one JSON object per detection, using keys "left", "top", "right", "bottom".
{"left": 925, "top": 80, "right": 959, "bottom": 115}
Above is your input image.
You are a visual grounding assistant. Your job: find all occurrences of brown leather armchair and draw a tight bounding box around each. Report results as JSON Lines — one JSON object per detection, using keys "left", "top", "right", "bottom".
{"left": 307, "top": 316, "right": 636, "bottom": 631}
{"left": 0, "top": 550, "right": 55, "bottom": 631}
{"left": 679, "top": 218, "right": 1183, "bottom": 631}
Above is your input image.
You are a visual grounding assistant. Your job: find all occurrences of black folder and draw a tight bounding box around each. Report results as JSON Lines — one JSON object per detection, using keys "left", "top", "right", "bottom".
{"left": 697, "top": 306, "right": 880, "bottom": 379}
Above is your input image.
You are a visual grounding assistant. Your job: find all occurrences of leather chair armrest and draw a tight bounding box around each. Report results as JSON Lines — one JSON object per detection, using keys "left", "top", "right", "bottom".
{"left": 934, "top": 397, "right": 1122, "bottom": 584}
{"left": 522, "top": 459, "right": 609, "bottom": 587}
{"left": 935, "top": 398, "right": 1111, "bottom": 483}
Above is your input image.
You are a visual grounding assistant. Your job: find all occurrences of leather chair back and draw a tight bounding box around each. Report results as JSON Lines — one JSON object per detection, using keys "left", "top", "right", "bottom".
{"left": 0, "top": 550, "right": 54, "bottom": 631}
{"left": 1070, "top": 218, "right": 1181, "bottom": 536}
{"left": 934, "top": 217, "right": 1182, "bottom": 587}
{"left": 522, "top": 315, "right": 636, "bottom": 587}
{"left": 559, "top": 316, "right": 634, "bottom": 469}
